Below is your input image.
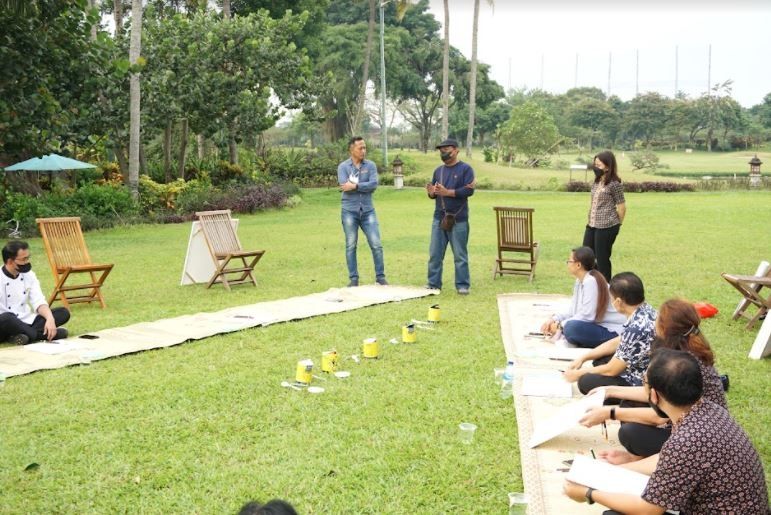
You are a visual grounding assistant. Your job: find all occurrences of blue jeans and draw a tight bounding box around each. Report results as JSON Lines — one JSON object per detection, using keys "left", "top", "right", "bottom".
{"left": 341, "top": 209, "right": 385, "bottom": 281}
{"left": 427, "top": 218, "right": 470, "bottom": 290}
{"left": 562, "top": 320, "right": 619, "bottom": 348}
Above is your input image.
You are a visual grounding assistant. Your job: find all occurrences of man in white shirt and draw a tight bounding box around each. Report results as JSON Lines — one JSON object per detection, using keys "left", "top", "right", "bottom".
{"left": 0, "top": 240, "right": 70, "bottom": 345}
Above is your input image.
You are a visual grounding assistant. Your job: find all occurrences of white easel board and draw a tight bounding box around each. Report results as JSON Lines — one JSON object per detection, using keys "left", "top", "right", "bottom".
{"left": 749, "top": 315, "right": 771, "bottom": 359}
{"left": 180, "top": 219, "right": 239, "bottom": 285}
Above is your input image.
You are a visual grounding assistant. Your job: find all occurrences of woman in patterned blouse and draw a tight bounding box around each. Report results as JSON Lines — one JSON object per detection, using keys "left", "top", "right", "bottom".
{"left": 578, "top": 299, "right": 727, "bottom": 461}
{"left": 583, "top": 150, "right": 626, "bottom": 282}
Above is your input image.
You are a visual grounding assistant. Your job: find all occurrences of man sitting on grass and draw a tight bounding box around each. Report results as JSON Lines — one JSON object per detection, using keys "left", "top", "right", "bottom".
{"left": 0, "top": 240, "right": 69, "bottom": 345}
{"left": 563, "top": 348, "right": 768, "bottom": 514}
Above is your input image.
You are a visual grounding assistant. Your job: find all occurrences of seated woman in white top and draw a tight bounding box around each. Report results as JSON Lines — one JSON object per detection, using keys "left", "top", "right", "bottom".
{"left": 540, "top": 246, "right": 626, "bottom": 348}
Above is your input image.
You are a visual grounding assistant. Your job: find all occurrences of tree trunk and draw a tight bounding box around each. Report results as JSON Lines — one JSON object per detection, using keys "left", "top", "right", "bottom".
{"left": 465, "top": 0, "right": 480, "bottom": 158}
{"left": 88, "top": 0, "right": 98, "bottom": 40}
{"left": 139, "top": 142, "right": 147, "bottom": 175}
{"left": 441, "top": 0, "right": 449, "bottom": 140}
{"left": 114, "top": 0, "right": 123, "bottom": 36}
{"left": 222, "top": 0, "right": 230, "bottom": 19}
{"left": 128, "top": 0, "right": 143, "bottom": 199}
{"left": 197, "top": 134, "right": 205, "bottom": 160}
{"left": 115, "top": 145, "right": 128, "bottom": 177}
{"left": 178, "top": 118, "right": 189, "bottom": 180}
{"left": 351, "top": 0, "right": 376, "bottom": 135}
{"left": 228, "top": 125, "right": 238, "bottom": 164}
{"left": 706, "top": 128, "right": 713, "bottom": 151}
{"left": 163, "top": 121, "right": 172, "bottom": 182}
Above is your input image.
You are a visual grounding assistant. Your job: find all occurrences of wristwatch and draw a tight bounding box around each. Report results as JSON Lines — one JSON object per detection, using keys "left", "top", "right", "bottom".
{"left": 610, "top": 407, "right": 617, "bottom": 420}
{"left": 586, "top": 487, "right": 596, "bottom": 505}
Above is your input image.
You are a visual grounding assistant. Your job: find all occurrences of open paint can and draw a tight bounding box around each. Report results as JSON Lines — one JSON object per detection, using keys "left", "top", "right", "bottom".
{"left": 362, "top": 338, "right": 379, "bottom": 359}
{"left": 428, "top": 304, "right": 441, "bottom": 322}
{"left": 295, "top": 359, "right": 313, "bottom": 384}
{"left": 321, "top": 350, "right": 338, "bottom": 373}
{"left": 402, "top": 323, "right": 417, "bottom": 343}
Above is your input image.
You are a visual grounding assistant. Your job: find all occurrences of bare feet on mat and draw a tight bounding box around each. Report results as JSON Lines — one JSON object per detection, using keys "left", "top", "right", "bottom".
{"left": 598, "top": 449, "right": 642, "bottom": 465}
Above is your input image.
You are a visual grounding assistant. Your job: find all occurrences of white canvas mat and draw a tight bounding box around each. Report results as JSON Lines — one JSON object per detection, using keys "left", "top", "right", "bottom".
{"left": 0, "top": 285, "right": 437, "bottom": 378}
{"left": 498, "top": 293, "right": 624, "bottom": 514}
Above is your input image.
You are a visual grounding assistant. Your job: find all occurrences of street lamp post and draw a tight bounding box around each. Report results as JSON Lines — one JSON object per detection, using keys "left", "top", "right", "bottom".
{"left": 379, "top": 1, "right": 388, "bottom": 169}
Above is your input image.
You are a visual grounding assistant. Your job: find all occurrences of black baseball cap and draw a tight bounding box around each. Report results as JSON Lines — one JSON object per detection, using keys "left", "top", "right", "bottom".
{"left": 435, "top": 138, "right": 459, "bottom": 149}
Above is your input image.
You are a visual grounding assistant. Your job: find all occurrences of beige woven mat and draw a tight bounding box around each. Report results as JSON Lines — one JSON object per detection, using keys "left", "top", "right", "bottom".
{"left": 498, "top": 293, "right": 620, "bottom": 515}
{"left": 0, "top": 285, "right": 437, "bottom": 378}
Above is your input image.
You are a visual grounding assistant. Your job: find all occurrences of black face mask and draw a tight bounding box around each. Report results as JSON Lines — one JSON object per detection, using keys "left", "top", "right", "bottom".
{"left": 593, "top": 166, "right": 605, "bottom": 179}
{"left": 648, "top": 391, "right": 669, "bottom": 419}
{"left": 440, "top": 151, "right": 453, "bottom": 163}
{"left": 16, "top": 263, "right": 32, "bottom": 274}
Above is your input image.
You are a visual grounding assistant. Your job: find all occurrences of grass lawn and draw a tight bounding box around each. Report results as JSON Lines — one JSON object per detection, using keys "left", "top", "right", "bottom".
{"left": 395, "top": 148, "right": 771, "bottom": 188}
{"left": 1, "top": 187, "right": 770, "bottom": 513}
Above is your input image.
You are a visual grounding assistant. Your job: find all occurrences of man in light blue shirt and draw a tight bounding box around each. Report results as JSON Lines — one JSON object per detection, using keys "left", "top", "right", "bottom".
{"left": 338, "top": 136, "right": 387, "bottom": 287}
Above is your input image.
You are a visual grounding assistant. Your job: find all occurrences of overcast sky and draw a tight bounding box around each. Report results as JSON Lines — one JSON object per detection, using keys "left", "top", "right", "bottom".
{"left": 425, "top": 0, "right": 771, "bottom": 107}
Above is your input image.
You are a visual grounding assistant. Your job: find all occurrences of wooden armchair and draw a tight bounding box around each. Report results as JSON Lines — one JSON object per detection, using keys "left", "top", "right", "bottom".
{"left": 36, "top": 217, "right": 114, "bottom": 308}
{"left": 492, "top": 207, "right": 539, "bottom": 282}
{"left": 195, "top": 209, "right": 265, "bottom": 290}
{"left": 722, "top": 261, "right": 771, "bottom": 329}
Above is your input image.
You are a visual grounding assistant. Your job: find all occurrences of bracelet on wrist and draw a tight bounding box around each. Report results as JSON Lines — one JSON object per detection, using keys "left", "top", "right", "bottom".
{"left": 610, "top": 407, "right": 616, "bottom": 420}
{"left": 586, "top": 487, "right": 595, "bottom": 504}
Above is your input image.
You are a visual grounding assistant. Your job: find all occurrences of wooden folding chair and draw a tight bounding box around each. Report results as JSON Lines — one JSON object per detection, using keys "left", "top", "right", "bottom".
{"left": 36, "top": 217, "right": 114, "bottom": 308}
{"left": 722, "top": 262, "right": 771, "bottom": 329}
{"left": 492, "top": 207, "right": 539, "bottom": 282}
{"left": 195, "top": 209, "right": 265, "bottom": 290}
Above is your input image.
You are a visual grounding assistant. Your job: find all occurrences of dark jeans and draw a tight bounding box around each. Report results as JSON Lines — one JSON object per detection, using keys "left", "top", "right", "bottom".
{"left": 583, "top": 224, "right": 621, "bottom": 282}
{"left": 562, "top": 319, "right": 619, "bottom": 348}
{"left": 615, "top": 398, "right": 671, "bottom": 457}
{"left": 0, "top": 308, "right": 70, "bottom": 343}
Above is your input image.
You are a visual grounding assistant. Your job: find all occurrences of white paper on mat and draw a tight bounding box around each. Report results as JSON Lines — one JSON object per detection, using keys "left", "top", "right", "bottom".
{"left": 528, "top": 389, "right": 606, "bottom": 448}
{"left": 566, "top": 454, "right": 649, "bottom": 495}
{"left": 24, "top": 342, "right": 88, "bottom": 355}
{"left": 520, "top": 371, "right": 573, "bottom": 398}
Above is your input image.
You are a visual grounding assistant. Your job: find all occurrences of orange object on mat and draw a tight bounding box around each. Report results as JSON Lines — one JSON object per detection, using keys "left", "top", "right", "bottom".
{"left": 693, "top": 302, "right": 719, "bottom": 318}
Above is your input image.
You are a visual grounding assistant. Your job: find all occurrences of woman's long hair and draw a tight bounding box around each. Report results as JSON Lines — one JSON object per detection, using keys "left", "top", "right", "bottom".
{"left": 653, "top": 299, "right": 715, "bottom": 366}
{"left": 594, "top": 150, "right": 621, "bottom": 185}
{"left": 573, "top": 246, "right": 609, "bottom": 322}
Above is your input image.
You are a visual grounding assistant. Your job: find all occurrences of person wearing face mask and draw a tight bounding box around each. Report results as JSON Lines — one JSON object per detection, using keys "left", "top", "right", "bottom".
{"left": 575, "top": 299, "right": 727, "bottom": 463}
{"left": 583, "top": 150, "right": 625, "bottom": 281}
{"left": 425, "top": 138, "right": 475, "bottom": 295}
{"left": 0, "top": 240, "right": 70, "bottom": 345}
{"left": 564, "top": 349, "right": 768, "bottom": 515}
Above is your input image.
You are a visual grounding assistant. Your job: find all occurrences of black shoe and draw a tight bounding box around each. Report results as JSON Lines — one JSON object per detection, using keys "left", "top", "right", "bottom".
{"left": 376, "top": 278, "right": 389, "bottom": 286}
{"left": 347, "top": 280, "right": 359, "bottom": 287}
{"left": 10, "top": 334, "right": 30, "bottom": 345}
{"left": 55, "top": 328, "right": 68, "bottom": 340}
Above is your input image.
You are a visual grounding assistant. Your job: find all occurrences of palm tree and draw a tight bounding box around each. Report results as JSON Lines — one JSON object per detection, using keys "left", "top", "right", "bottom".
{"left": 351, "top": 0, "right": 377, "bottom": 135}
{"left": 128, "top": 0, "right": 143, "bottom": 198}
{"left": 465, "top": 0, "right": 493, "bottom": 158}
{"left": 440, "top": 0, "right": 449, "bottom": 140}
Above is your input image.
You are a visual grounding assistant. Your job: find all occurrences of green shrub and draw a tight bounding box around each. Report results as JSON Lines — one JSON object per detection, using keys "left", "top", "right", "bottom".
{"left": 629, "top": 150, "right": 660, "bottom": 171}
{"left": 69, "top": 183, "right": 138, "bottom": 218}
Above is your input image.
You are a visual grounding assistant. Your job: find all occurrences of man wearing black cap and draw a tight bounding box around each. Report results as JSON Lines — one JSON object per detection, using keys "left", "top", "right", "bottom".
{"left": 425, "top": 138, "right": 475, "bottom": 294}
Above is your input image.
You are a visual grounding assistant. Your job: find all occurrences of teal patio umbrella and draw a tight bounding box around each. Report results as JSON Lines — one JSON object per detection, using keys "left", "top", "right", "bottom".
{"left": 5, "top": 153, "right": 96, "bottom": 171}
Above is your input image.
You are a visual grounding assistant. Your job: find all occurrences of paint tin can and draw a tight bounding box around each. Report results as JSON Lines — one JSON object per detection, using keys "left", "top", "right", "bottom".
{"left": 428, "top": 304, "right": 441, "bottom": 323}
{"left": 295, "top": 359, "right": 313, "bottom": 384}
{"left": 362, "top": 338, "right": 379, "bottom": 359}
{"left": 402, "top": 323, "right": 417, "bottom": 343}
{"left": 321, "top": 350, "right": 338, "bottom": 373}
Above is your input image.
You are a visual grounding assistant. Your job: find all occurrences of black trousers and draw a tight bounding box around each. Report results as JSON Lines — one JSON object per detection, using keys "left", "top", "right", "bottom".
{"left": 0, "top": 308, "right": 70, "bottom": 343}
{"left": 583, "top": 224, "right": 621, "bottom": 282}
{"left": 577, "top": 373, "right": 630, "bottom": 403}
{"left": 618, "top": 420, "right": 671, "bottom": 458}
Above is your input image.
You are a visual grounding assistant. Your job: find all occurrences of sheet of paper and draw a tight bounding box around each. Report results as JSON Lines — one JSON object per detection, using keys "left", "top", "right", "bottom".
{"left": 566, "top": 454, "right": 649, "bottom": 496}
{"left": 520, "top": 371, "right": 573, "bottom": 398}
{"left": 528, "top": 390, "right": 605, "bottom": 448}
{"left": 24, "top": 342, "right": 87, "bottom": 355}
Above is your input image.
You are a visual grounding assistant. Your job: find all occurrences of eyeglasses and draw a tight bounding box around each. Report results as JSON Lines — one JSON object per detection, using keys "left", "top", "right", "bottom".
{"left": 14, "top": 257, "right": 30, "bottom": 265}
{"left": 642, "top": 376, "right": 649, "bottom": 387}
{"left": 565, "top": 260, "right": 576, "bottom": 264}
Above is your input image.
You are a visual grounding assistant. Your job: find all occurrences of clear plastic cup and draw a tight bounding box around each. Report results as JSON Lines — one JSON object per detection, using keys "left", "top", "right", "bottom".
{"left": 494, "top": 367, "right": 505, "bottom": 384}
{"left": 458, "top": 422, "right": 477, "bottom": 444}
{"left": 508, "top": 492, "right": 528, "bottom": 514}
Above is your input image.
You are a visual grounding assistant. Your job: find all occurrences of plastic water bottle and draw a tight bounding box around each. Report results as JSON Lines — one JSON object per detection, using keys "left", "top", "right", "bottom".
{"left": 500, "top": 360, "right": 515, "bottom": 399}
